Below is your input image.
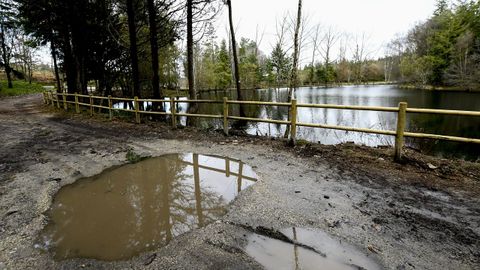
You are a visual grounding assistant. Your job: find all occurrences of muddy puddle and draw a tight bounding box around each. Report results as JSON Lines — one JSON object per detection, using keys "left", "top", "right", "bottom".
{"left": 37, "top": 153, "right": 257, "bottom": 261}
{"left": 246, "top": 228, "right": 381, "bottom": 270}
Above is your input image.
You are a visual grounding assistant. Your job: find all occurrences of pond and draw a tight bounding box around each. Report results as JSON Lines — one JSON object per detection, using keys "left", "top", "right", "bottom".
{"left": 112, "top": 85, "right": 480, "bottom": 160}
{"left": 37, "top": 153, "right": 257, "bottom": 261}
{"left": 195, "top": 86, "right": 480, "bottom": 160}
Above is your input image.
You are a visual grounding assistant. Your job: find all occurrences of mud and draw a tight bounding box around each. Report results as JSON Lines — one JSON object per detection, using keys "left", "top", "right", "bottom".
{"left": 0, "top": 94, "right": 479, "bottom": 269}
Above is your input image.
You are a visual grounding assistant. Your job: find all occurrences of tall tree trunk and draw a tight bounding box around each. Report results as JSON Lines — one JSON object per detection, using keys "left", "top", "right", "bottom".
{"left": 227, "top": 0, "right": 246, "bottom": 120}
{"left": 76, "top": 51, "right": 87, "bottom": 94}
{"left": 27, "top": 63, "right": 32, "bottom": 84}
{"left": 284, "top": 0, "right": 302, "bottom": 138}
{"left": 147, "top": 0, "right": 163, "bottom": 112}
{"left": 310, "top": 35, "right": 316, "bottom": 87}
{"left": 324, "top": 48, "right": 330, "bottom": 87}
{"left": 127, "top": 0, "right": 141, "bottom": 98}
{"left": 186, "top": 0, "right": 197, "bottom": 126}
{"left": 63, "top": 29, "right": 77, "bottom": 94}
{"left": 0, "top": 22, "right": 13, "bottom": 89}
{"left": 48, "top": 24, "right": 62, "bottom": 92}
{"left": 187, "top": 0, "right": 195, "bottom": 100}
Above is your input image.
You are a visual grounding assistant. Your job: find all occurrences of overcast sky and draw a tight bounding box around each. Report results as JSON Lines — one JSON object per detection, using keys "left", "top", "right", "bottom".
{"left": 38, "top": 0, "right": 437, "bottom": 65}
{"left": 214, "top": 0, "right": 437, "bottom": 62}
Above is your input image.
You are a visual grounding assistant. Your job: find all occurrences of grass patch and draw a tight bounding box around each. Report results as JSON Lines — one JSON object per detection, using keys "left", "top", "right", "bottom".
{"left": 296, "top": 139, "right": 311, "bottom": 146}
{"left": 0, "top": 80, "right": 46, "bottom": 97}
{"left": 125, "top": 148, "right": 149, "bottom": 163}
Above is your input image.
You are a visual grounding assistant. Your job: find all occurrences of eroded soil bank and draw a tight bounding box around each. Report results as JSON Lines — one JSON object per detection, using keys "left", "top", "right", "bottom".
{"left": 0, "top": 94, "right": 479, "bottom": 269}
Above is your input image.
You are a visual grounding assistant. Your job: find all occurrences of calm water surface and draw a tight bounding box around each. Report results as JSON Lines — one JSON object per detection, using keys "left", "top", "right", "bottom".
{"left": 118, "top": 85, "right": 480, "bottom": 160}
{"left": 193, "top": 85, "right": 480, "bottom": 160}
{"left": 37, "top": 153, "right": 256, "bottom": 260}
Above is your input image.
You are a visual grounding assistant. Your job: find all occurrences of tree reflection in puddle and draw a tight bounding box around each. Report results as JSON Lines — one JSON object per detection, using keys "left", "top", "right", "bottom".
{"left": 37, "top": 153, "right": 257, "bottom": 261}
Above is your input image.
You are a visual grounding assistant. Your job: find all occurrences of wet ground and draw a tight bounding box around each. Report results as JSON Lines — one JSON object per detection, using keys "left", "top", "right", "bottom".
{"left": 1, "top": 94, "right": 479, "bottom": 269}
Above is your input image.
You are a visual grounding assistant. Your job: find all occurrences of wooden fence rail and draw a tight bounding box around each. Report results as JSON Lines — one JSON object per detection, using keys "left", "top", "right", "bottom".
{"left": 44, "top": 91, "right": 480, "bottom": 161}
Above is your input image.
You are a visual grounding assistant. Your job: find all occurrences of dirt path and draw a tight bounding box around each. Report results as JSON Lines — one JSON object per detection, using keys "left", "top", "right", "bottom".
{"left": 0, "top": 94, "right": 479, "bottom": 269}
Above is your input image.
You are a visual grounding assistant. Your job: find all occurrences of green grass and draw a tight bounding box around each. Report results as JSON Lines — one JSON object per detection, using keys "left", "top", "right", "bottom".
{"left": 0, "top": 80, "right": 46, "bottom": 97}
{"left": 125, "top": 148, "right": 149, "bottom": 163}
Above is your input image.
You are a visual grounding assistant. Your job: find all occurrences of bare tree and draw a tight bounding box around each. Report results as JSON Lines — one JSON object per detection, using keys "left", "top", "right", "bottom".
{"left": 12, "top": 33, "right": 38, "bottom": 84}
{"left": 284, "top": 0, "right": 302, "bottom": 140}
{"left": 384, "top": 35, "right": 406, "bottom": 82}
{"left": 287, "top": 0, "right": 302, "bottom": 100}
{"left": 336, "top": 34, "right": 351, "bottom": 83}
{"left": 319, "top": 26, "right": 340, "bottom": 86}
{"left": 254, "top": 24, "right": 265, "bottom": 58}
{"left": 308, "top": 23, "right": 321, "bottom": 86}
{"left": 275, "top": 14, "right": 290, "bottom": 50}
{"left": 297, "top": 13, "right": 311, "bottom": 65}
{"left": 225, "top": 0, "right": 245, "bottom": 119}
{"left": 351, "top": 33, "right": 372, "bottom": 84}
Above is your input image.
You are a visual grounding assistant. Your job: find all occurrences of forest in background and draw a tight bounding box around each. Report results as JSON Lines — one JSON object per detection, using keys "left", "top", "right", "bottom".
{"left": 384, "top": 0, "right": 480, "bottom": 90}
{"left": 0, "top": 0, "right": 479, "bottom": 98}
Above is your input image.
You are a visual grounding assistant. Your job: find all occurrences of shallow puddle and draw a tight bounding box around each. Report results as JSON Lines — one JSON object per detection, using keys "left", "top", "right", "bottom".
{"left": 246, "top": 228, "right": 381, "bottom": 270}
{"left": 37, "top": 153, "right": 257, "bottom": 261}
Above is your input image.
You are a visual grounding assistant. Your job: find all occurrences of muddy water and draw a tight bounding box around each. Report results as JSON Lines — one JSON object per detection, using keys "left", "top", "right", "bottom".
{"left": 246, "top": 228, "right": 380, "bottom": 270}
{"left": 37, "top": 153, "right": 257, "bottom": 261}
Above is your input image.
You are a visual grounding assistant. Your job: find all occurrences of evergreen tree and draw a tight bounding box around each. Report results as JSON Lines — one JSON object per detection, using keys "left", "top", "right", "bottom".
{"left": 239, "top": 38, "right": 260, "bottom": 89}
{"left": 215, "top": 40, "right": 231, "bottom": 89}
{"left": 269, "top": 42, "right": 291, "bottom": 88}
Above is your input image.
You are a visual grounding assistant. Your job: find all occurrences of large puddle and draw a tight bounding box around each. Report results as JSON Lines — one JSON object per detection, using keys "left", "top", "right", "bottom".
{"left": 246, "top": 227, "right": 381, "bottom": 270}
{"left": 37, "top": 153, "right": 257, "bottom": 261}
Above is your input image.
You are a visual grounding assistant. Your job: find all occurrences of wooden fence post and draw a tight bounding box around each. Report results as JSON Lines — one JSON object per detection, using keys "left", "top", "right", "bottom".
{"left": 75, "top": 93, "right": 80, "bottom": 113}
{"left": 170, "top": 97, "right": 176, "bottom": 128}
{"left": 225, "top": 158, "right": 230, "bottom": 177}
{"left": 89, "top": 94, "right": 93, "bottom": 116}
{"left": 56, "top": 93, "right": 60, "bottom": 109}
{"left": 237, "top": 161, "right": 243, "bottom": 193}
{"left": 394, "top": 102, "right": 407, "bottom": 161}
{"left": 62, "top": 93, "right": 67, "bottom": 111}
{"left": 134, "top": 96, "right": 140, "bottom": 124}
{"left": 42, "top": 92, "right": 47, "bottom": 104}
{"left": 108, "top": 95, "right": 113, "bottom": 120}
{"left": 223, "top": 97, "right": 229, "bottom": 135}
{"left": 289, "top": 99, "right": 298, "bottom": 145}
{"left": 50, "top": 92, "right": 55, "bottom": 106}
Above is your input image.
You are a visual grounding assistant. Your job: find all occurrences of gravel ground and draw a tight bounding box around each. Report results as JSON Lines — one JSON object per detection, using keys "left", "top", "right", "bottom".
{"left": 0, "top": 94, "right": 479, "bottom": 270}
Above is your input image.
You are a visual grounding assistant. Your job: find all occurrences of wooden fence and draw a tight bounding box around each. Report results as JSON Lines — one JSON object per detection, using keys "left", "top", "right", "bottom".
{"left": 43, "top": 91, "right": 480, "bottom": 161}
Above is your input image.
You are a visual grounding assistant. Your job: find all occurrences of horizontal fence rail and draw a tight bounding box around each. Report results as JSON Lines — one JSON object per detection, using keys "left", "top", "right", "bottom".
{"left": 44, "top": 91, "right": 480, "bottom": 161}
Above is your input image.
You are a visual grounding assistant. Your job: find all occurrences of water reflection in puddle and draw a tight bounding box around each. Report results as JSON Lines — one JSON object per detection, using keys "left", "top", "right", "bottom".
{"left": 246, "top": 228, "right": 381, "bottom": 270}
{"left": 38, "top": 153, "right": 257, "bottom": 261}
